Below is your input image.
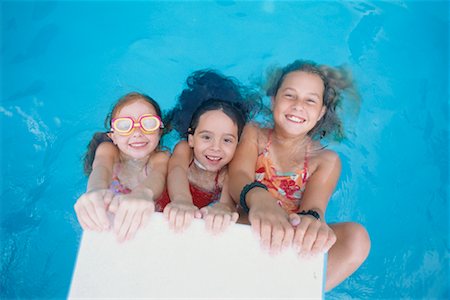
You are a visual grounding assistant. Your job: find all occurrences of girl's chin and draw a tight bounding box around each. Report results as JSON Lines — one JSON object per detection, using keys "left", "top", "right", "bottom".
{"left": 123, "top": 149, "right": 154, "bottom": 160}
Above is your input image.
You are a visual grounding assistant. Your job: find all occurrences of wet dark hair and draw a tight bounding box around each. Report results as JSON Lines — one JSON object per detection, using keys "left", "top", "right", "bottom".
{"left": 187, "top": 98, "right": 247, "bottom": 140}
{"left": 265, "top": 60, "right": 360, "bottom": 140}
{"left": 165, "top": 69, "right": 261, "bottom": 136}
{"left": 83, "top": 92, "right": 164, "bottom": 175}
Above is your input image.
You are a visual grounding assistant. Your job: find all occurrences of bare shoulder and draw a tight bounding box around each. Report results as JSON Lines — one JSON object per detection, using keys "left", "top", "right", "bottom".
{"left": 313, "top": 148, "right": 341, "bottom": 171}
{"left": 151, "top": 150, "right": 170, "bottom": 163}
{"left": 241, "top": 123, "right": 261, "bottom": 138}
{"left": 241, "top": 123, "right": 270, "bottom": 153}
{"left": 173, "top": 140, "right": 191, "bottom": 153}
{"left": 96, "top": 141, "right": 119, "bottom": 156}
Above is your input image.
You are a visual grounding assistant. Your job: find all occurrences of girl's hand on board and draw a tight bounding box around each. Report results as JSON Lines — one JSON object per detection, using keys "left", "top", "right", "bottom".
{"left": 199, "top": 203, "right": 239, "bottom": 235}
{"left": 163, "top": 202, "right": 200, "bottom": 233}
{"left": 289, "top": 213, "right": 336, "bottom": 257}
{"left": 74, "top": 188, "right": 114, "bottom": 231}
{"left": 108, "top": 190, "right": 155, "bottom": 242}
{"left": 248, "top": 199, "right": 294, "bottom": 255}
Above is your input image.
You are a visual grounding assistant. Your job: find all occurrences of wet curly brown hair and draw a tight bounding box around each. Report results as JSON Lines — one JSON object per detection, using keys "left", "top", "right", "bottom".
{"left": 265, "top": 60, "right": 360, "bottom": 141}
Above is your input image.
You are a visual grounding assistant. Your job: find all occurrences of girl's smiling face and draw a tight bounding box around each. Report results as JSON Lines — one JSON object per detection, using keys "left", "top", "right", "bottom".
{"left": 188, "top": 109, "right": 238, "bottom": 172}
{"left": 272, "top": 71, "right": 327, "bottom": 137}
{"left": 109, "top": 99, "right": 161, "bottom": 160}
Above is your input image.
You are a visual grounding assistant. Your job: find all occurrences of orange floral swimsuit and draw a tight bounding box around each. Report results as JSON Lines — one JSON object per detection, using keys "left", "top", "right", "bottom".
{"left": 255, "top": 130, "right": 309, "bottom": 214}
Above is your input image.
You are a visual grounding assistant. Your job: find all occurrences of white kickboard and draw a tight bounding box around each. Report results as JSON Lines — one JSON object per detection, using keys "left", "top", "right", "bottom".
{"left": 69, "top": 213, "right": 324, "bottom": 299}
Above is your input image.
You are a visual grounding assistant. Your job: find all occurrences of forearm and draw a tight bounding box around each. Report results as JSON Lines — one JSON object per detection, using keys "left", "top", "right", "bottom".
{"left": 228, "top": 168, "right": 256, "bottom": 205}
{"left": 86, "top": 165, "right": 112, "bottom": 192}
{"left": 167, "top": 166, "right": 193, "bottom": 204}
{"left": 136, "top": 156, "right": 169, "bottom": 201}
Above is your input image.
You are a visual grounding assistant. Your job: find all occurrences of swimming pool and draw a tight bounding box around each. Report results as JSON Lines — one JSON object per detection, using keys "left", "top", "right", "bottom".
{"left": 1, "top": 1, "right": 448, "bottom": 298}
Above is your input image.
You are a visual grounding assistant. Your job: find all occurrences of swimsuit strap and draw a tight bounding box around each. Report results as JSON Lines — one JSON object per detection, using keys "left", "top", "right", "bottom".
{"left": 112, "top": 163, "right": 122, "bottom": 179}
{"left": 302, "top": 144, "right": 309, "bottom": 185}
{"left": 190, "top": 158, "right": 222, "bottom": 195}
{"left": 266, "top": 129, "right": 309, "bottom": 182}
{"left": 263, "top": 129, "right": 273, "bottom": 155}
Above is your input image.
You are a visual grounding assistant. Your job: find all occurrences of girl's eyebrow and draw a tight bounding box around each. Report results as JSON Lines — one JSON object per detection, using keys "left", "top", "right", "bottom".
{"left": 307, "top": 92, "right": 321, "bottom": 98}
{"left": 223, "top": 133, "right": 237, "bottom": 139}
{"left": 198, "top": 130, "right": 237, "bottom": 139}
{"left": 282, "top": 87, "right": 321, "bottom": 98}
{"left": 197, "top": 130, "right": 213, "bottom": 135}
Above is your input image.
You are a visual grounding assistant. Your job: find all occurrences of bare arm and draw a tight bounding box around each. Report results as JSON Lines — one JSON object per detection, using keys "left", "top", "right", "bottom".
{"left": 228, "top": 124, "right": 294, "bottom": 253}
{"left": 217, "top": 175, "right": 237, "bottom": 212}
{"left": 74, "top": 141, "right": 118, "bottom": 231}
{"left": 228, "top": 124, "right": 260, "bottom": 203}
{"left": 167, "top": 141, "right": 194, "bottom": 204}
{"left": 87, "top": 142, "right": 119, "bottom": 192}
{"left": 200, "top": 175, "right": 238, "bottom": 234}
{"left": 132, "top": 151, "right": 170, "bottom": 201}
{"left": 163, "top": 141, "right": 199, "bottom": 232}
{"left": 291, "top": 150, "right": 341, "bottom": 256}
{"left": 110, "top": 151, "right": 170, "bottom": 242}
{"left": 299, "top": 150, "right": 341, "bottom": 221}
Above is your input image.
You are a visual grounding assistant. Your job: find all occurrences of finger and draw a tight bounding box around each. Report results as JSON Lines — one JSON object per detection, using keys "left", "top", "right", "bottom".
{"left": 282, "top": 224, "right": 294, "bottom": 250}
{"left": 74, "top": 202, "right": 89, "bottom": 230}
{"left": 167, "top": 207, "right": 179, "bottom": 230}
{"left": 183, "top": 210, "right": 194, "bottom": 230}
{"left": 231, "top": 212, "right": 239, "bottom": 223}
{"left": 109, "top": 197, "right": 120, "bottom": 214}
{"left": 117, "top": 209, "right": 135, "bottom": 242}
{"left": 323, "top": 231, "right": 337, "bottom": 253}
{"left": 270, "top": 225, "right": 284, "bottom": 255}
{"left": 103, "top": 190, "right": 115, "bottom": 206}
{"left": 78, "top": 218, "right": 90, "bottom": 231}
{"left": 293, "top": 226, "right": 306, "bottom": 253}
{"left": 301, "top": 222, "right": 319, "bottom": 256}
{"left": 126, "top": 211, "right": 143, "bottom": 241}
{"left": 174, "top": 210, "right": 186, "bottom": 232}
{"left": 311, "top": 228, "right": 328, "bottom": 256}
{"left": 113, "top": 206, "right": 127, "bottom": 235}
{"left": 76, "top": 206, "right": 95, "bottom": 230}
{"left": 289, "top": 213, "right": 301, "bottom": 227}
{"left": 260, "top": 221, "right": 272, "bottom": 251}
{"left": 140, "top": 206, "right": 154, "bottom": 229}
{"left": 93, "top": 200, "right": 110, "bottom": 230}
{"left": 249, "top": 215, "right": 261, "bottom": 238}
{"left": 204, "top": 214, "right": 214, "bottom": 232}
{"left": 84, "top": 201, "right": 103, "bottom": 230}
{"left": 219, "top": 214, "right": 232, "bottom": 233}
{"left": 212, "top": 215, "right": 225, "bottom": 234}
{"left": 194, "top": 208, "right": 203, "bottom": 219}
{"left": 199, "top": 207, "right": 209, "bottom": 218}
{"left": 163, "top": 204, "right": 171, "bottom": 220}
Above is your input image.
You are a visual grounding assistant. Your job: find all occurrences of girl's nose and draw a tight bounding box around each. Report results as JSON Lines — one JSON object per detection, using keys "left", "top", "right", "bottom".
{"left": 211, "top": 139, "right": 221, "bottom": 151}
{"left": 132, "top": 127, "right": 145, "bottom": 137}
{"left": 292, "top": 99, "right": 305, "bottom": 111}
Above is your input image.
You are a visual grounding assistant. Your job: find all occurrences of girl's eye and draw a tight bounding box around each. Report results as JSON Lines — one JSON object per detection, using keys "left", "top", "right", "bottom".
{"left": 307, "top": 98, "right": 317, "bottom": 103}
{"left": 284, "top": 93, "right": 294, "bottom": 99}
{"left": 201, "top": 135, "right": 211, "bottom": 140}
{"left": 224, "top": 138, "right": 235, "bottom": 144}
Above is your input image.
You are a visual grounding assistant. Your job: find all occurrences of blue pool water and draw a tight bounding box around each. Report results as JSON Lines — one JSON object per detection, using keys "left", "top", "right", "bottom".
{"left": 1, "top": 1, "right": 448, "bottom": 299}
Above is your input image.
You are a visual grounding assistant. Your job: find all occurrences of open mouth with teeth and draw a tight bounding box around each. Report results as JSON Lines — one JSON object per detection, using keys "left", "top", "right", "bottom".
{"left": 286, "top": 114, "right": 306, "bottom": 124}
{"left": 204, "top": 155, "right": 224, "bottom": 166}
{"left": 206, "top": 155, "right": 222, "bottom": 162}
{"left": 129, "top": 142, "right": 148, "bottom": 149}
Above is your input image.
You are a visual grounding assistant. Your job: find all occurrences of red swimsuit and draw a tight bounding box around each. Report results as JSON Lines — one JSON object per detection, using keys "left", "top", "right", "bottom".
{"left": 155, "top": 167, "right": 221, "bottom": 212}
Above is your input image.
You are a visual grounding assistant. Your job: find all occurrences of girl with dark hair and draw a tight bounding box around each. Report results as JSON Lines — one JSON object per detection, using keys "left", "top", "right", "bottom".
{"left": 74, "top": 92, "right": 169, "bottom": 242}
{"left": 228, "top": 60, "right": 370, "bottom": 291}
{"left": 156, "top": 98, "right": 249, "bottom": 234}
{"left": 156, "top": 69, "right": 260, "bottom": 234}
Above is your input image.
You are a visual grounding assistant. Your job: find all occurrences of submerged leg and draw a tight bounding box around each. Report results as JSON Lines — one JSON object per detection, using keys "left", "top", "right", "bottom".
{"left": 325, "top": 222, "right": 371, "bottom": 291}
